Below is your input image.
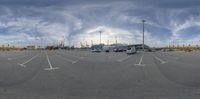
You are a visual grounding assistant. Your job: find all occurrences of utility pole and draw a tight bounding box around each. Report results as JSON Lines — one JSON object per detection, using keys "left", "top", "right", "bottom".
{"left": 142, "top": 20, "right": 146, "bottom": 51}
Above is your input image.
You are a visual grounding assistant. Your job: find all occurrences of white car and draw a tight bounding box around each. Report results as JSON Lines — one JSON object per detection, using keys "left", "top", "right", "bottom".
{"left": 127, "top": 47, "right": 136, "bottom": 54}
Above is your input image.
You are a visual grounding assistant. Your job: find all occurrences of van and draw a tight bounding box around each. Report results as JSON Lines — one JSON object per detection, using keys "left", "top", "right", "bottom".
{"left": 127, "top": 47, "right": 136, "bottom": 54}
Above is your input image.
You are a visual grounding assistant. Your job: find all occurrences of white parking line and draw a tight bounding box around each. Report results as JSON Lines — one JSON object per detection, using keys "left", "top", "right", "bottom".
{"left": 54, "top": 53, "right": 78, "bottom": 64}
{"left": 151, "top": 54, "right": 168, "bottom": 64}
{"left": 18, "top": 55, "right": 39, "bottom": 67}
{"left": 117, "top": 55, "right": 132, "bottom": 62}
{"left": 44, "top": 54, "right": 59, "bottom": 71}
{"left": 135, "top": 52, "right": 145, "bottom": 66}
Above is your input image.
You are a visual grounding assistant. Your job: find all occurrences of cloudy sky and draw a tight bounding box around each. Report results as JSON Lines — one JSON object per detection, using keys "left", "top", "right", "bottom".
{"left": 0, "top": 0, "right": 200, "bottom": 47}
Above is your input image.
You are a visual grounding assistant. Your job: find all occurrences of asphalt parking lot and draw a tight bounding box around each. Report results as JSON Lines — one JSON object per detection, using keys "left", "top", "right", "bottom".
{"left": 0, "top": 50, "right": 200, "bottom": 99}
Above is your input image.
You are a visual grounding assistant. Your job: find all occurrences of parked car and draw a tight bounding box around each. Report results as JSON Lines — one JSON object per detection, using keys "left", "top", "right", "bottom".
{"left": 127, "top": 47, "right": 137, "bottom": 54}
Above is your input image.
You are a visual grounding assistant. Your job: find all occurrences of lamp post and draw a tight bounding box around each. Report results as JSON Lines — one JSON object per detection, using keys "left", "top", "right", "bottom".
{"left": 142, "top": 20, "right": 146, "bottom": 51}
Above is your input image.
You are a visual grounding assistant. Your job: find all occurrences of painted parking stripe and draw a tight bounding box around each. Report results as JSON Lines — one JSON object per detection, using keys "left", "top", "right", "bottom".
{"left": 151, "top": 53, "right": 168, "bottom": 64}
{"left": 44, "top": 54, "right": 59, "bottom": 71}
{"left": 18, "top": 55, "right": 39, "bottom": 67}
{"left": 135, "top": 52, "right": 145, "bottom": 66}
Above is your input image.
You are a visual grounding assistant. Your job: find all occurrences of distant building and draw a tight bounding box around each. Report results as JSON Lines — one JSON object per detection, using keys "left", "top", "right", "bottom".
{"left": 26, "top": 45, "right": 38, "bottom": 50}
{"left": 128, "top": 44, "right": 150, "bottom": 51}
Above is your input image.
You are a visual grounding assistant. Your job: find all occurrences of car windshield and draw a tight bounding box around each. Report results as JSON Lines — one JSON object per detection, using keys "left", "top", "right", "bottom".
{"left": 0, "top": 0, "right": 200, "bottom": 99}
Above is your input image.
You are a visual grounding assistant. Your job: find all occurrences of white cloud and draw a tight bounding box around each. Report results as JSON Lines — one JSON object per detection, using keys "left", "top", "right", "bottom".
{"left": 1, "top": 2, "right": 200, "bottom": 47}
{"left": 71, "top": 25, "right": 167, "bottom": 47}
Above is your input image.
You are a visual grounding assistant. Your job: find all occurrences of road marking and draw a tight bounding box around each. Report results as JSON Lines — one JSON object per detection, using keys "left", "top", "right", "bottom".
{"left": 44, "top": 54, "right": 59, "bottom": 71}
{"left": 54, "top": 53, "right": 78, "bottom": 64}
{"left": 18, "top": 55, "right": 39, "bottom": 67}
{"left": 151, "top": 54, "right": 168, "bottom": 64}
{"left": 135, "top": 52, "right": 145, "bottom": 66}
{"left": 117, "top": 55, "right": 132, "bottom": 62}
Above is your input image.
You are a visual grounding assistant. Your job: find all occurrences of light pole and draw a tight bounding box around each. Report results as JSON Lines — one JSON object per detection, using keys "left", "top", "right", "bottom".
{"left": 142, "top": 20, "right": 146, "bottom": 51}
{"left": 35, "top": 37, "right": 40, "bottom": 49}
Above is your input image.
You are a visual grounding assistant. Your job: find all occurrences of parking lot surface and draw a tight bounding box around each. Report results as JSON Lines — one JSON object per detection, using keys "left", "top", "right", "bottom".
{"left": 0, "top": 50, "right": 200, "bottom": 99}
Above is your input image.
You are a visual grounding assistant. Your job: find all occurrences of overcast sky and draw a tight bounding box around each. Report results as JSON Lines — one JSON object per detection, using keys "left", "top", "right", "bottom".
{"left": 0, "top": 0, "right": 200, "bottom": 47}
